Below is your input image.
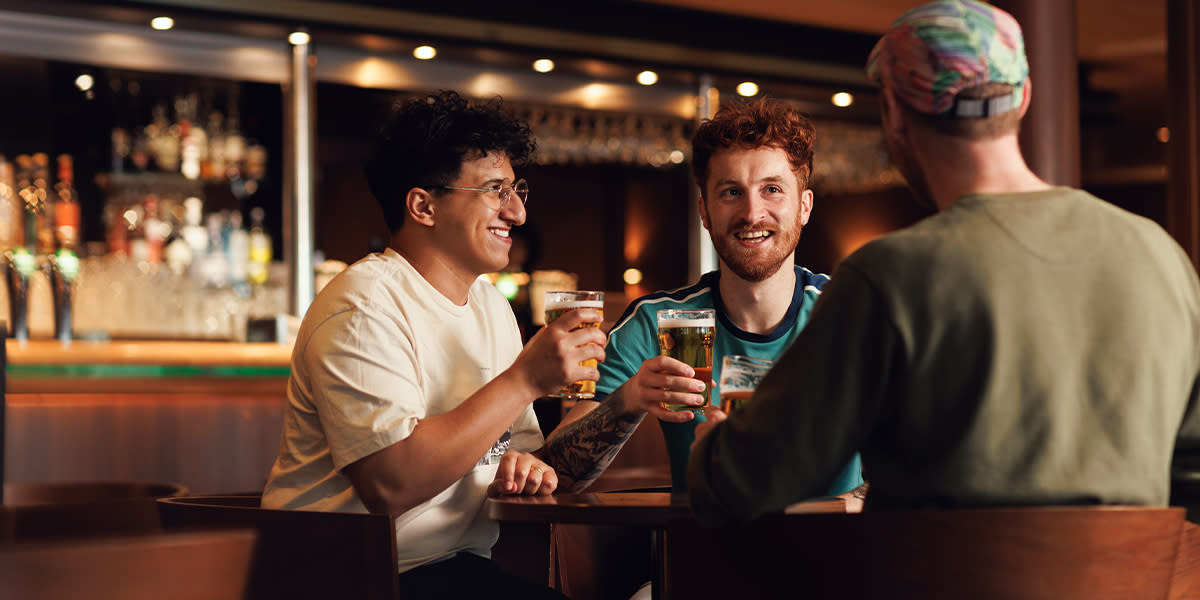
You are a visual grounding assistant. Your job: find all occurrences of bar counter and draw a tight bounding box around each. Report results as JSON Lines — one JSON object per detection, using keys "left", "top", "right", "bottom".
{"left": 5, "top": 340, "right": 293, "bottom": 494}
{"left": 6, "top": 340, "right": 292, "bottom": 394}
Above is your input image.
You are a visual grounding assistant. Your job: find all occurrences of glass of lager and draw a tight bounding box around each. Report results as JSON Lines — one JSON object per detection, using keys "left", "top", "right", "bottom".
{"left": 544, "top": 290, "right": 605, "bottom": 398}
{"left": 718, "top": 355, "right": 773, "bottom": 414}
{"left": 656, "top": 308, "right": 715, "bottom": 411}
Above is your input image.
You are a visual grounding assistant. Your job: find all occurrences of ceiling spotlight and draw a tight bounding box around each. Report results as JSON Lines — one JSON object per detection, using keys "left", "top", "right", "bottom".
{"left": 637, "top": 70, "right": 658, "bottom": 86}
{"left": 413, "top": 45, "right": 437, "bottom": 60}
{"left": 533, "top": 59, "right": 555, "bottom": 73}
{"left": 832, "top": 92, "right": 854, "bottom": 107}
{"left": 150, "top": 16, "right": 174, "bottom": 31}
{"left": 623, "top": 268, "right": 643, "bottom": 286}
{"left": 74, "top": 73, "right": 94, "bottom": 92}
{"left": 736, "top": 82, "right": 759, "bottom": 97}
{"left": 288, "top": 31, "right": 311, "bottom": 46}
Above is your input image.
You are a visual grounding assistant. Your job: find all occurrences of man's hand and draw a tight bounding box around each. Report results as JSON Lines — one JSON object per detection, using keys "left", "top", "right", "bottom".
{"left": 690, "top": 405, "right": 728, "bottom": 455}
{"left": 510, "top": 308, "right": 607, "bottom": 398}
{"left": 487, "top": 451, "right": 558, "bottom": 496}
{"left": 615, "top": 355, "right": 709, "bottom": 423}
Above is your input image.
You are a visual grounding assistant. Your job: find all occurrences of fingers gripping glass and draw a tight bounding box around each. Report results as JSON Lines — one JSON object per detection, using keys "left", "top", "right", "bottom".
{"left": 437, "top": 179, "right": 529, "bottom": 210}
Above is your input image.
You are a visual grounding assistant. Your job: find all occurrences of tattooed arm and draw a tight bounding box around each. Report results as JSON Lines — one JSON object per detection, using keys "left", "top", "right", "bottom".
{"left": 536, "top": 354, "right": 709, "bottom": 492}
{"left": 839, "top": 482, "right": 869, "bottom": 513}
{"left": 536, "top": 391, "right": 644, "bottom": 493}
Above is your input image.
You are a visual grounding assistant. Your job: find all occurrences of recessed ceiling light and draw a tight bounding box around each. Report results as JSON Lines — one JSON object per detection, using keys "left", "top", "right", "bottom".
{"left": 637, "top": 70, "right": 658, "bottom": 86}
{"left": 736, "top": 82, "right": 759, "bottom": 97}
{"left": 150, "top": 16, "right": 174, "bottom": 31}
{"left": 832, "top": 92, "right": 854, "bottom": 107}
{"left": 74, "top": 74, "right": 94, "bottom": 92}
{"left": 288, "top": 31, "right": 311, "bottom": 46}
{"left": 533, "top": 59, "right": 555, "bottom": 73}
{"left": 413, "top": 45, "right": 436, "bottom": 60}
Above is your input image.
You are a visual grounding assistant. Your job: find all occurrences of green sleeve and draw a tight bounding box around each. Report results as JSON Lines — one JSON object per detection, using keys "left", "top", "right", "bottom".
{"left": 596, "top": 306, "right": 659, "bottom": 396}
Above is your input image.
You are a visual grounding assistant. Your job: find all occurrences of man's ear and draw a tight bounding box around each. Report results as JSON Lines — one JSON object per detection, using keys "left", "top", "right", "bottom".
{"left": 407, "top": 188, "right": 436, "bottom": 226}
{"left": 880, "top": 84, "right": 908, "bottom": 140}
{"left": 1016, "top": 76, "right": 1033, "bottom": 119}
{"left": 798, "top": 188, "right": 814, "bottom": 227}
{"left": 697, "top": 193, "right": 711, "bottom": 231}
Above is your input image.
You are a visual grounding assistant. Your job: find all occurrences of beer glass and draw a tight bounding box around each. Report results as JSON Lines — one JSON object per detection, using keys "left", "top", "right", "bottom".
{"left": 718, "top": 355, "right": 773, "bottom": 414}
{"left": 656, "top": 308, "right": 715, "bottom": 410}
{"left": 544, "top": 290, "right": 604, "bottom": 398}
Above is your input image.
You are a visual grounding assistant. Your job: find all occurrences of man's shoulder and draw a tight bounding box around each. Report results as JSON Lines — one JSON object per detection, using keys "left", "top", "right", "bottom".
{"left": 794, "top": 264, "right": 831, "bottom": 290}
{"left": 609, "top": 276, "right": 717, "bottom": 332}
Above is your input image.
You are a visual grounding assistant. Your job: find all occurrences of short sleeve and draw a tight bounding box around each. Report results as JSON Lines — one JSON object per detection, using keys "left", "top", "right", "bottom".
{"left": 302, "top": 306, "right": 424, "bottom": 471}
{"left": 597, "top": 306, "right": 659, "bottom": 396}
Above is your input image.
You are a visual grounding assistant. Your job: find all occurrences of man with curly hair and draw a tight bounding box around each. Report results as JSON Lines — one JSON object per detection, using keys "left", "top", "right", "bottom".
{"left": 263, "top": 91, "right": 609, "bottom": 598}
{"left": 552, "top": 97, "right": 865, "bottom": 506}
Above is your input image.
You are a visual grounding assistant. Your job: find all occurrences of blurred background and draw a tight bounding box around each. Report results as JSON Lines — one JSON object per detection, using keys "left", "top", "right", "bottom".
{"left": 0, "top": 0, "right": 1173, "bottom": 339}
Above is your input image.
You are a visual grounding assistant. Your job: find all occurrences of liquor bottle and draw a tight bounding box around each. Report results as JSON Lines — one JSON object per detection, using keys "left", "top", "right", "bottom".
{"left": 205, "top": 111, "right": 226, "bottom": 181}
{"left": 142, "top": 193, "right": 165, "bottom": 265}
{"left": 226, "top": 209, "right": 250, "bottom": 296}
{"left": 0, "top": 155, "right": 21, "bottom": 252}
{"left": 200, "top": 212, "right": 228, "bottom": 288}
{"left": 247, "top": 206, "right": 271, "bottom": 286}
{"left": 174, "top": 196, "right": 208, "bottom": 277}
{"left": 147, "top": 103, "right": 179, "bottom": 173}
{"left": 53, "top": 154, "right": 81, "bottom": 252}
{"left": 30, "top": 153, "right": 56, "bottom": 256}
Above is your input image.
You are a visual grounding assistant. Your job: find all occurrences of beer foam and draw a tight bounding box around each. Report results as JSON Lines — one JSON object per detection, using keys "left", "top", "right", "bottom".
{"left": 658, "top": 317, "right": 715, "bottom": 328}
{"left": 546, "top": 300, "right": 604, "bottom": 310}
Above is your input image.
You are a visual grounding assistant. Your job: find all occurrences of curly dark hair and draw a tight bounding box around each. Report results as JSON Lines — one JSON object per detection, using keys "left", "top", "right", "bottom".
{"left": 691, "top": 97, "right": 815, "bottom": 193}
{"left": 364, "top": 90, "right": 537, "bottom": 231}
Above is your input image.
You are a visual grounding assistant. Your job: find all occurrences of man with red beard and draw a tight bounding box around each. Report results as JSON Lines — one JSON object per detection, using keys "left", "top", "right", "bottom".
{"left": 548, "top": 97, "right": 865, "bottom": 505}
{"left": 688, "top": 0, "right": 1200, "bottom": 527}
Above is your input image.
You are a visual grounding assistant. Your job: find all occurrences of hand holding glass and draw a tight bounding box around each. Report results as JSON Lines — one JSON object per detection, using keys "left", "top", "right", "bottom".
{"left": 718, "top": 355, "right": 773, "bottom": 414}
{"left": 544, "top": 290, "right": 604, "bottom": 399}
{"left": 656, "top": 308, "right": 715, "bottom": 411}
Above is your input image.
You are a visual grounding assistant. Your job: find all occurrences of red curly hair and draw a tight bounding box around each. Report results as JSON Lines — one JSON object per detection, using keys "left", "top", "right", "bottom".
{"left": 691, "top": 97, "right": 816, "bottom": 193}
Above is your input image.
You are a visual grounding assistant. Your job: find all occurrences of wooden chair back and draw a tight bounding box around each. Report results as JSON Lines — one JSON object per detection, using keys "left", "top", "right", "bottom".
{"left": 157, "top": 494, "right": 399, "bottom": 600}
{"left": 2, "top": 480, "right": 188, "bottom": 541}
{"left": 664, "top": 505, "right": 1186, "bottom": 600}
{"left": 0, "top": 528, "right": 257, "bottom": 600}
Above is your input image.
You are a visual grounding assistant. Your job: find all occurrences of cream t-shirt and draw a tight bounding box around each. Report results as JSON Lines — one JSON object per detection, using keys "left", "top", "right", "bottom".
{"left": 262, "top": 248, "right": 543, "bottom": 574}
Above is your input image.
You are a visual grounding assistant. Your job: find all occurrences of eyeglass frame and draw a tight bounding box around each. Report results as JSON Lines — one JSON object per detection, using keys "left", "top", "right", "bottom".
{"left": 433, "top": 178, "right": 529, "bottom": 210}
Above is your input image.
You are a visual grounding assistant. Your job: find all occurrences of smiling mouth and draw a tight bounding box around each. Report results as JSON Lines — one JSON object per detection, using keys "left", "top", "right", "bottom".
{"left": 735, "top": 230, "right": 773, "bottom": 242}
{"left": 489, "top": 227, "right": 511, "bottom": 238}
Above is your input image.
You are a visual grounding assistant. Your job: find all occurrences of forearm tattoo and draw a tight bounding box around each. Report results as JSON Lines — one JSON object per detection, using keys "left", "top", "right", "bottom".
{"left": 850, "top": 482, "right": 869, "bottom": 500}
{"left": 539, "top": 391, "right": 644, "bottom": 492}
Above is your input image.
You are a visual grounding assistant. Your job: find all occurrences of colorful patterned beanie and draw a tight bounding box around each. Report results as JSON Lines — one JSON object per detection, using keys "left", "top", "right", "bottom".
{"left": 866, "top": 0, "right": 1029, "bottom": 118}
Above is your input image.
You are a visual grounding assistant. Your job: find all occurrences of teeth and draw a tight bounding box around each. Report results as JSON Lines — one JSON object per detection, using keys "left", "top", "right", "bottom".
{"left": 737, "top": 231, "right": 770, "bottom": 240}
{"left": 490, "top": 228, "right": 510, "bottom": 238}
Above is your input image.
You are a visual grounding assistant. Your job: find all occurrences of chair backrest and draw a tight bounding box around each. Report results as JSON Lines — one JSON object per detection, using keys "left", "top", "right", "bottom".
{"left": 0, "top": 528, "right": 258, "bottom": 600}
{"left": 2, "top": 480, "right": 188, "bottom": 541}
{"left": 157, "top": 494, "right": 399, "bottom": 600}
{"left": 664, "top": 505, "right": 1186, "bottom": 600}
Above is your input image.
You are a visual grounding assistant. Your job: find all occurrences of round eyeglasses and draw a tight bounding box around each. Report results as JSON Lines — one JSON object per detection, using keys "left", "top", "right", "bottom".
{"left": 436, "top": 178, "right": 529, "bottom": 210}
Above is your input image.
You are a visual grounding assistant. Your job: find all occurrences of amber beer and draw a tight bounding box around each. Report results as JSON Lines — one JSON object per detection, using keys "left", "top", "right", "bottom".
{"left": 656, "top": 309, "right": 715, "bottom": 411}
{"left": 718, "top": 355, "right": 773, "bottom": 414}
{"left": 545, "top": 290, "right": 605, "bottom": 398}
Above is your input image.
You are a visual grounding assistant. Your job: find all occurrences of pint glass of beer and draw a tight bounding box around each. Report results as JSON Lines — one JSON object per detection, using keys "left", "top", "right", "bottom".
{"left": 544, "top": 290, "right": 605, "bottom": 398}
{"left": 656, "top": 308, "right": 715, "bottom": 411}
{"left": 718, "top": 355, "right": 773, "bottom": 414}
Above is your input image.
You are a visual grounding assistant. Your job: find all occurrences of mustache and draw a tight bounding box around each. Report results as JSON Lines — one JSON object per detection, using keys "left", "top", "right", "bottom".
{"left": 729, "top": 219, "right": 777, "bottom": 232}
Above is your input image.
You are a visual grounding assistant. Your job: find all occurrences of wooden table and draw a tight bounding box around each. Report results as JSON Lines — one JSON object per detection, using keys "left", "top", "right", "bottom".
{"left": 488, "top": 491, "right": 845, "bottom": 600}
